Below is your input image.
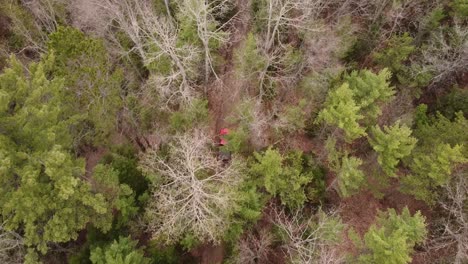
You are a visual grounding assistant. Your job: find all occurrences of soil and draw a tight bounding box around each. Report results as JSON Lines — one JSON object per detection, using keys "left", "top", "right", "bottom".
{"left": 190, "top": 243, "right": 226, "bottom": 264}
{"left": 0, "top": 14, "right": 11, "bottom": 38}
{"left": 207, "top": 0, "right": 252, "bottom": 136}
{"left": 192, "top": 0, "right": 253, "bottom": 262}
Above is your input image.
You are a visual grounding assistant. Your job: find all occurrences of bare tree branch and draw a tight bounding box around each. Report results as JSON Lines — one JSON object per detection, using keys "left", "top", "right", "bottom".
{"left": 140, "top": 129, "right": 243, "bottom": 244}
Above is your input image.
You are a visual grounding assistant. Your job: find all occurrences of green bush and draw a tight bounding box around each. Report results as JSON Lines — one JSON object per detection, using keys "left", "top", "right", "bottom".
{"left": 169, "top": 99, "right": 209, "bottom": 131}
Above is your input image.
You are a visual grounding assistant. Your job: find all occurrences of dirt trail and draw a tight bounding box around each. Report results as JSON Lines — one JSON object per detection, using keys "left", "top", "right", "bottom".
{"left": 207, "top": 0, "right": 252, "bottom": 135}
{"left": 195, "top": 0, "right": 252, "bottom": 263}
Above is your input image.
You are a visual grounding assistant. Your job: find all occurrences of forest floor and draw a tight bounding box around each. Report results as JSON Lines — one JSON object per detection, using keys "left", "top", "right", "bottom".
{"left": 198, "top": 0, "right": 252, "bottom": 262}
{"left": 202, "top": 0, "right": 434, "bottom": 261}
{"left": 0, "top": 2, "right": 446, "bottom": 263}
{"left": 207, "top": 0, "right": 252, "bottom": 136}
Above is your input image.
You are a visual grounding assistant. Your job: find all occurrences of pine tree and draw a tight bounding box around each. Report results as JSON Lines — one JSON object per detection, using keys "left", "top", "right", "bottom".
{"left": 357, "top": 207, "right": 427, "bottom": 264}
{"left": 251, "top": 148, "right": 314, "bottom": 208}
{"left": 414, "top": 110, "right": 468, "bottom": 156}
{"left": 368, "top": 122, "right": 417, "bottom": 176}
{"left": 0, "top": 56, "right": 113, "bottom": 258}
{"left": 90, "top": 236, "right": 150, "bottom": 264}
{"left": 337, "top": 155, "right": 366, "bottom": 197}
{"left": 47, "top": 26, "right": 123, "bottom": 144}
{"left": 401, "top": 143, "right": 466, "bottom": 204}
{"left": 316, "top": 83, "right": 366, "bottom": 142}
{"left": 373, "top": 33, "right": 415, "bottom": 73}
{"left": 345, "top": 68, "right": 395, "bottom": 120}
{"left": 235, "top": 32, "right": 267, "bottom": 82}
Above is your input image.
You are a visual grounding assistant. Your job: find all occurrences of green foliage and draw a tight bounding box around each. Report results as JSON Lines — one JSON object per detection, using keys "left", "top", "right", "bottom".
{"left": 452, "top": 0, "right": 468, "bottom": 17}
{"left": 343, "top": 24, "right": 381, "bottom": 65}
{"left": 337, "top": 155, "right": 366, "bottom": 198}
{"left": 396, "top": 64, "right": 433, "bottom": 95}
{"left": 90, "top": 236, "right": 150, "bottom": 264}
{"left": 413, "top": 104, "right": 430, "bottom": 127}
{"left": 169, "top": 99, "right": 209, "bottom": 131}
{"left": 93, "top": 164, "right": 138, "bottom": 228}
{"left": 250, "top": 148, "right": 315, "bottom": 208}
{"left": 413, "top": 111, "right": 468, "bottom": 156}
{"left": 423, "top": 7, "right": 446, "bottom": 31}
{"left": 147, "top": 241, "right": 180, "bottom": 264}
{"left": 344, "top": 68, "right": 395, "bottom": 121}
{"left": 221, "top": 127, "right": 250, "bottom": 154}
{"left": 234, "top": 32, "right": 267, "bottom": 81}
{"left": 368, "top": 122, "right": 417, "bottom": 176}
{"left": 436, "top": 87, "right": 468, "bottom": 120}
{"left": 47, "top": 26, "right": 123, "bottom": 144}
{"left": 401, "top": 143, "right": 466, "bottom": 204}
{"left": 276, "top": 99, "right": 307, "bottom": 134}
{"left": 0, "top": 56, "right": 112, "bottom": 258}
{"left": 316, "top": 83, "right": 366, "bottom": 142}
{"left": 102, "top": 145, "right": 150, "bottom": 199}
{"left": 373, "top": 33, "right": 415, "bottom": 73}
{"left": 303, "top": 155, "right": 327, "bottom": 203}
{"left": 325, "top": 136, "right": 366, "bottom": 197}
{"left": 0, "top": 1, "right": 45, "bottom": 51}
{"left": 224, "top": 182, "right": 265, "bottom": 243}
{"left": 357, "top": 207, "right": 427, "bottom": 264}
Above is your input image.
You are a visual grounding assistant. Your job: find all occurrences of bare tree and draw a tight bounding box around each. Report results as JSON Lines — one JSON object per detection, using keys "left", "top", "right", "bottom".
{"left": 139, "top": 129, "right": 243, "bottom": 244}
{"left": 422, "top": 23, "right": 468, "bottom": 90}
{"left": 100, "top": 0, "right": 201, "bottom": 104}
{"left": 0, "top": 222, "right": 24, "bottom": 264}
{"left": 178, "top": 0, "right": 234, "bottom": 84}
{"left": 229, "top": 99, "right": 272, "bottom": 149}
{"left": 232, "top": 229, "right": 273, "bottom": 264}
{"left": 2, "top": 0, "right": 63, "bottom": 54}
{"left": 250, "top": 0, "right": 336, "bottom": 98}
{"left": 272, "top": 206, "right": 345, "bottom": 264}
{"left": 425, "top": 170, "right": 468, "bottom": 264}
{"left": 256, "top": 0, "right": 328, "bottom": 51}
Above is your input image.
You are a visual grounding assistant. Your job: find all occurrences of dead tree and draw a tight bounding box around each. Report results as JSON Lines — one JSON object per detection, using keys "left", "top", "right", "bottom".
{"left": 3, "top": 0, "right": 63, "bottom": 53}
{"left": 422, "top": 24, "right": 468, "bottom": 90}
{"left": 100, "top": 0, "right": 201, "bottom": 104}
{"left": 425, "top": 170, "right": 468, "bottom": 264}
{"left": 0, "top": 222, "right": 24, "bottom": 264}
{"left": 271, "top": 207, "right": 345, "bottom": 264}
{"left": 232, "top": 229, "right": 273, "bottom": 264}
{"left": 179, "top": 0, "right": 233, "bottom": 85}
{"left": 139, "top": 129, "right": 243, "bottom": 244}
{"left": 253, "top": 0, "right": 331, "bottom": 97}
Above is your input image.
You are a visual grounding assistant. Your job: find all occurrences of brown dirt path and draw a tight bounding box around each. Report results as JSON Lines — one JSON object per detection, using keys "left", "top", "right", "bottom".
{"left": 195, "top": 0, "right": 252, "bottom": 263}
{"left": 207, "top": 0, "right": 252, "bottom": 136}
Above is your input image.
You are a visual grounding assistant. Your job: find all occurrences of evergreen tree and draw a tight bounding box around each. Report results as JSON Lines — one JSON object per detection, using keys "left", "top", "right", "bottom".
{"left": 92, "top": 164, "right": 138, "bottom": 228}
{"left": 316, "top": 83, "right": 366, "bottom": 142}
{"left": 373, "top": 33, "right": 415, "bottom": 73}
{"left": 90, "top": 236, "right": 150, "bottom": 264}
{"left": 251, "top": 148, "right": 314, "bottom": 208}
{"left": 47, "top": 26, "right": 123, "bottom": 144}
{"left": 413, "top": 109, "right": 468, "bottom": 156}
{"left": 235, "top": 32, "right": 267, "bottom": 82}
{"left": 401, "top": 143, "right": 466, "bottom": 204}
{"left": 357, "top": 207, "right": 427, "bottom": 264}
{"left": 0, "top": 56, "right": 113, "bottom": 259}
{"left": 337, "top": 155, "right": 366, "bottom": 197}
{"left": 345, "top": 68, "right": 395, "bottom": 120}
{"left": 368, "top": 122, "right": 417, "bottom": 176}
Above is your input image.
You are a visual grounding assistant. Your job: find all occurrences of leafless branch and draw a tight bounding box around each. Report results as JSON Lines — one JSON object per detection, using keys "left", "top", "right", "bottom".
{"left": 140, "top": 129, "right": 243, "bottom": 244}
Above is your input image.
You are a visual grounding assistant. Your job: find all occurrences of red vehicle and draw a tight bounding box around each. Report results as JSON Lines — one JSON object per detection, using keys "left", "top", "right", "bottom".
{"left": 218, "top": 128, "right": 231, "bottom": 163}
